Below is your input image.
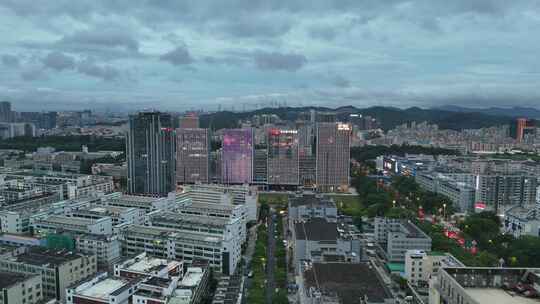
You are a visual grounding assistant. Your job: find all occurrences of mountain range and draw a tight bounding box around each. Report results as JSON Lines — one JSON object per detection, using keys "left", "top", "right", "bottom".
{"left": 199, "top": 105, "right": 529, "bottom": 131}
{"left": 433, "top": 105, "right": 540, "bottom": 119}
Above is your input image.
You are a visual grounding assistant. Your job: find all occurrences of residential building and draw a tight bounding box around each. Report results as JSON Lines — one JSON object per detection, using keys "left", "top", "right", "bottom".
{"left": 0, "top": 247, "right": 97, "bottom": 301}
{"left": 315, "top": 123, "right": 351, "bottom": 192}
{"left": 176, "top": 128, "right": 210, "bottom": 184}
{"left": 475, "top": 173, "right": 538, "bottom": 214}
{"left": 127, "top": 112, "right": 176, "bottom": 196}
{"left": 221, "top": 129, "right": 253, "bottom": 184}
{"left": 0, "top": 101, "right": 12, "bottom": 122}
{"left": 0, "top": 123, "right": 35, "bottom": 139}
{"left": 0, "top": 272, "right": 43, "bottom": 304}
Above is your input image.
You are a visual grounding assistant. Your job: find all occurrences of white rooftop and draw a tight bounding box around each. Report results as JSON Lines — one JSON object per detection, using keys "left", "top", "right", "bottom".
{"left": 180, "top": 267, "right": 204, "bottom": 287}
{"left": 126, "top": 257, "right": 167, "bottom": 272}
{"left": 466, "top": 288, "right": 540, "bottom": 304}
{"left": 78, "top": 278, "right": 128, "bottom": 299}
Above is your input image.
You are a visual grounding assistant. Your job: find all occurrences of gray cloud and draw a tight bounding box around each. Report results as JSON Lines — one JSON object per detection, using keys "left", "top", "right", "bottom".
{"left": 253, "top": 51, "right": 307, "bottom": 71}
{"left": 77, "top": 59, "right": 121, "bottom": 81}
{"left": 308, "top": 25, "right": 337, "bottom": 41}
{"left": 331, "top": 75, "right": 351, "bottom": 88}
{"left": 60, "top": 29, "right": 139, "bottom": 52}
{"left": 160, "top": 46, "right": 194, "bottom": 66}
{"left": 1, "top": 0, "right": 540, "bottom": 110}
{"left": 219, "top": 15, "right": 292, "bottom": 38}
{"left": 41, "top": 52, "right": 76, "bottom": 71}
{"left": 20, "top": 67, "right": 47, "bottom": 81}
{"left": 1, "top": 54, "right": 20, "bottom": 68}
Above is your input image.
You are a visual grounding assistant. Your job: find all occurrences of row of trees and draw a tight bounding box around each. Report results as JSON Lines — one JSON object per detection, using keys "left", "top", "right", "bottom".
{"left": 350, "top": 144, "right": 460, "bottom": 163}
{"left": 0, "top": 135, "right": 125, "bottom": 152}
{"left": 349, "top": 174, "right": 453, "bottom": 219}
{"left": 79, "top": 153, "right": 126, "bottom": 174}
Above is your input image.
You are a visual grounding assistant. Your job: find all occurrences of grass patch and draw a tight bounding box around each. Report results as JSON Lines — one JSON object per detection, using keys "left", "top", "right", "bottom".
{"left": 259, "top": 193, "right": 289, "bottom": 206}
{"left": 329, "top": 195, "right": 364, "bottom": 217}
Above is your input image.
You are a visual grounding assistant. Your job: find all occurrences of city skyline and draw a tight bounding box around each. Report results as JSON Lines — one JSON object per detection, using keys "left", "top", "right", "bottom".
{"left": 2, "top": 1, "right": 540, "bottom": 111}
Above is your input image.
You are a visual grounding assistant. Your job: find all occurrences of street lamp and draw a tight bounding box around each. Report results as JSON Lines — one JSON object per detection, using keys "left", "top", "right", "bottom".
{"left": 392, "top": 200, "right": 396, "bottom": 208}
{"left": 443, "top": 203, "right": 447, "bottom": 220}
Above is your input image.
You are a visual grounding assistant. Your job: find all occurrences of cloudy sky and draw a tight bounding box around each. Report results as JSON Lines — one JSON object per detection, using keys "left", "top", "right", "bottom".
{"left": 1, "top": 0, "right": 540, "bottom": 112}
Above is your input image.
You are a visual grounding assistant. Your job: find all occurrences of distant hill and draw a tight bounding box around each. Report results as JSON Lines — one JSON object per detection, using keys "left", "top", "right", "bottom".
{"left": 434, "top": 105, "right": 540, "bottom": 119}
{"left": 199, "top": 106, "right": 515, "bottom": 131}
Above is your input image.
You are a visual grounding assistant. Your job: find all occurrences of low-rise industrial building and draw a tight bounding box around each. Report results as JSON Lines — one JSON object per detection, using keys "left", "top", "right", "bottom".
{"left": 374, "top": 217, "right": 432, "bottom": 262}
{"left": 0, "top": 247, "right": 97, "bottom": 302}
{"left": 0, "top": 272, "right": 43, "bottom": 304}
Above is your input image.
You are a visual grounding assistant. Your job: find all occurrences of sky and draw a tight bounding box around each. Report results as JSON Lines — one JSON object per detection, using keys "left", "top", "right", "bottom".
{"left": 1, "top": 0, "right": 540, "bottom": 112}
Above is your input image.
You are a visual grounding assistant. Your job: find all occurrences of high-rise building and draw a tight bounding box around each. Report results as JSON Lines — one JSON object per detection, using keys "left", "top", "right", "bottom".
{"left": 253, "top": 149, "right": 268, "bottom": 184}
{"left": 41, "top": 112, "right": 57, "bottom": 129}
{"left": 515, "top": 118, "right": 528, "bottom": 142}
{"left": 267, "top": 128, "right": 299, "bottom": 186}
{"left": 315, "top": 111, "right": 337, "bottom": 123}
{"left": 179, "top": 112, "right": 199, "bottom": 128}
{"left": 297, "top": 122, "right": 314, "bottom": 155}
{"left": 176, "top": 128, "right": 209, "bottom": 184}
{"left": 221, "top": 129, "right": 253, "bottom": 184}
{"left": 512, "top": 117, "right": 536, "bottom": 142}
{"left": 127, "top": 112, "right": 176, "bottom": 196}
{"left": 475, "top": 173, "right": 537, "bottom": 214}
{"left": 0, "top": 101, "right": 12, "bottom": 122}
{"left": 316, "top": 123, "right": 351, "bottom": 192}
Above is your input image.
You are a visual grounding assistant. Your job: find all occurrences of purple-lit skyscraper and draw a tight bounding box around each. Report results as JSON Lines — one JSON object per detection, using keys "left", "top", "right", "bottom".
{"left": 222, "top": 129, "right": 253, "bottom": 184}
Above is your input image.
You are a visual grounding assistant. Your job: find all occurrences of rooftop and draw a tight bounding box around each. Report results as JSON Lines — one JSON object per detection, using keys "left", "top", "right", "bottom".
{"left": 303, "top": 263, "right": 393, "bottom": 304}
{"left": 125, "top": 225, "right": 175, "bottom": 237}
{"left": 0, "top": 271, "right": 35, "bottom": 289}
{"left": 77, "top": 277, "right": 130, "bottom": 299}
{"left": 152, "top": 212, "right": 232, "bottom": 227}
{"left": 295, "top": 218, "right": 339, "bottom": 241}
{"left": 290, "top": 194, "right": 335, "bottom": 208}
{"left": 38, "top": 215, "right": 97, "bottom": 226}
{"left": 122, "top": 256, "right": 168, "bottom": 273}
{"left": 442, "top": 267, "right": 540, "bottom": 304}
{"left": 181, "top": 201, "right": 239, "bottom": 211}
{"left": 10, "top": 247, "right": 85, "bottom": 266}
{"left": 180, "top": 267, "right": 205, "bottom": 287}
{"left": 465, "top": 288, "right": 540, "bottom": 304}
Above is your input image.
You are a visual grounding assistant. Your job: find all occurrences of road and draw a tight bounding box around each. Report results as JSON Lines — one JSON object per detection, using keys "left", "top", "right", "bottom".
{"left": 265, "top": 208, "right": 276, "bottom": 304}
{"left": 242, "top": 224, "right": 258, "bottom": 304}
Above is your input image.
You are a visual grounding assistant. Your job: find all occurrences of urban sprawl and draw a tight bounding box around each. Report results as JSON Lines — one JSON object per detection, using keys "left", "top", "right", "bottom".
{"left": 1, "top": 100, "right": 540, "bottom": 304}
